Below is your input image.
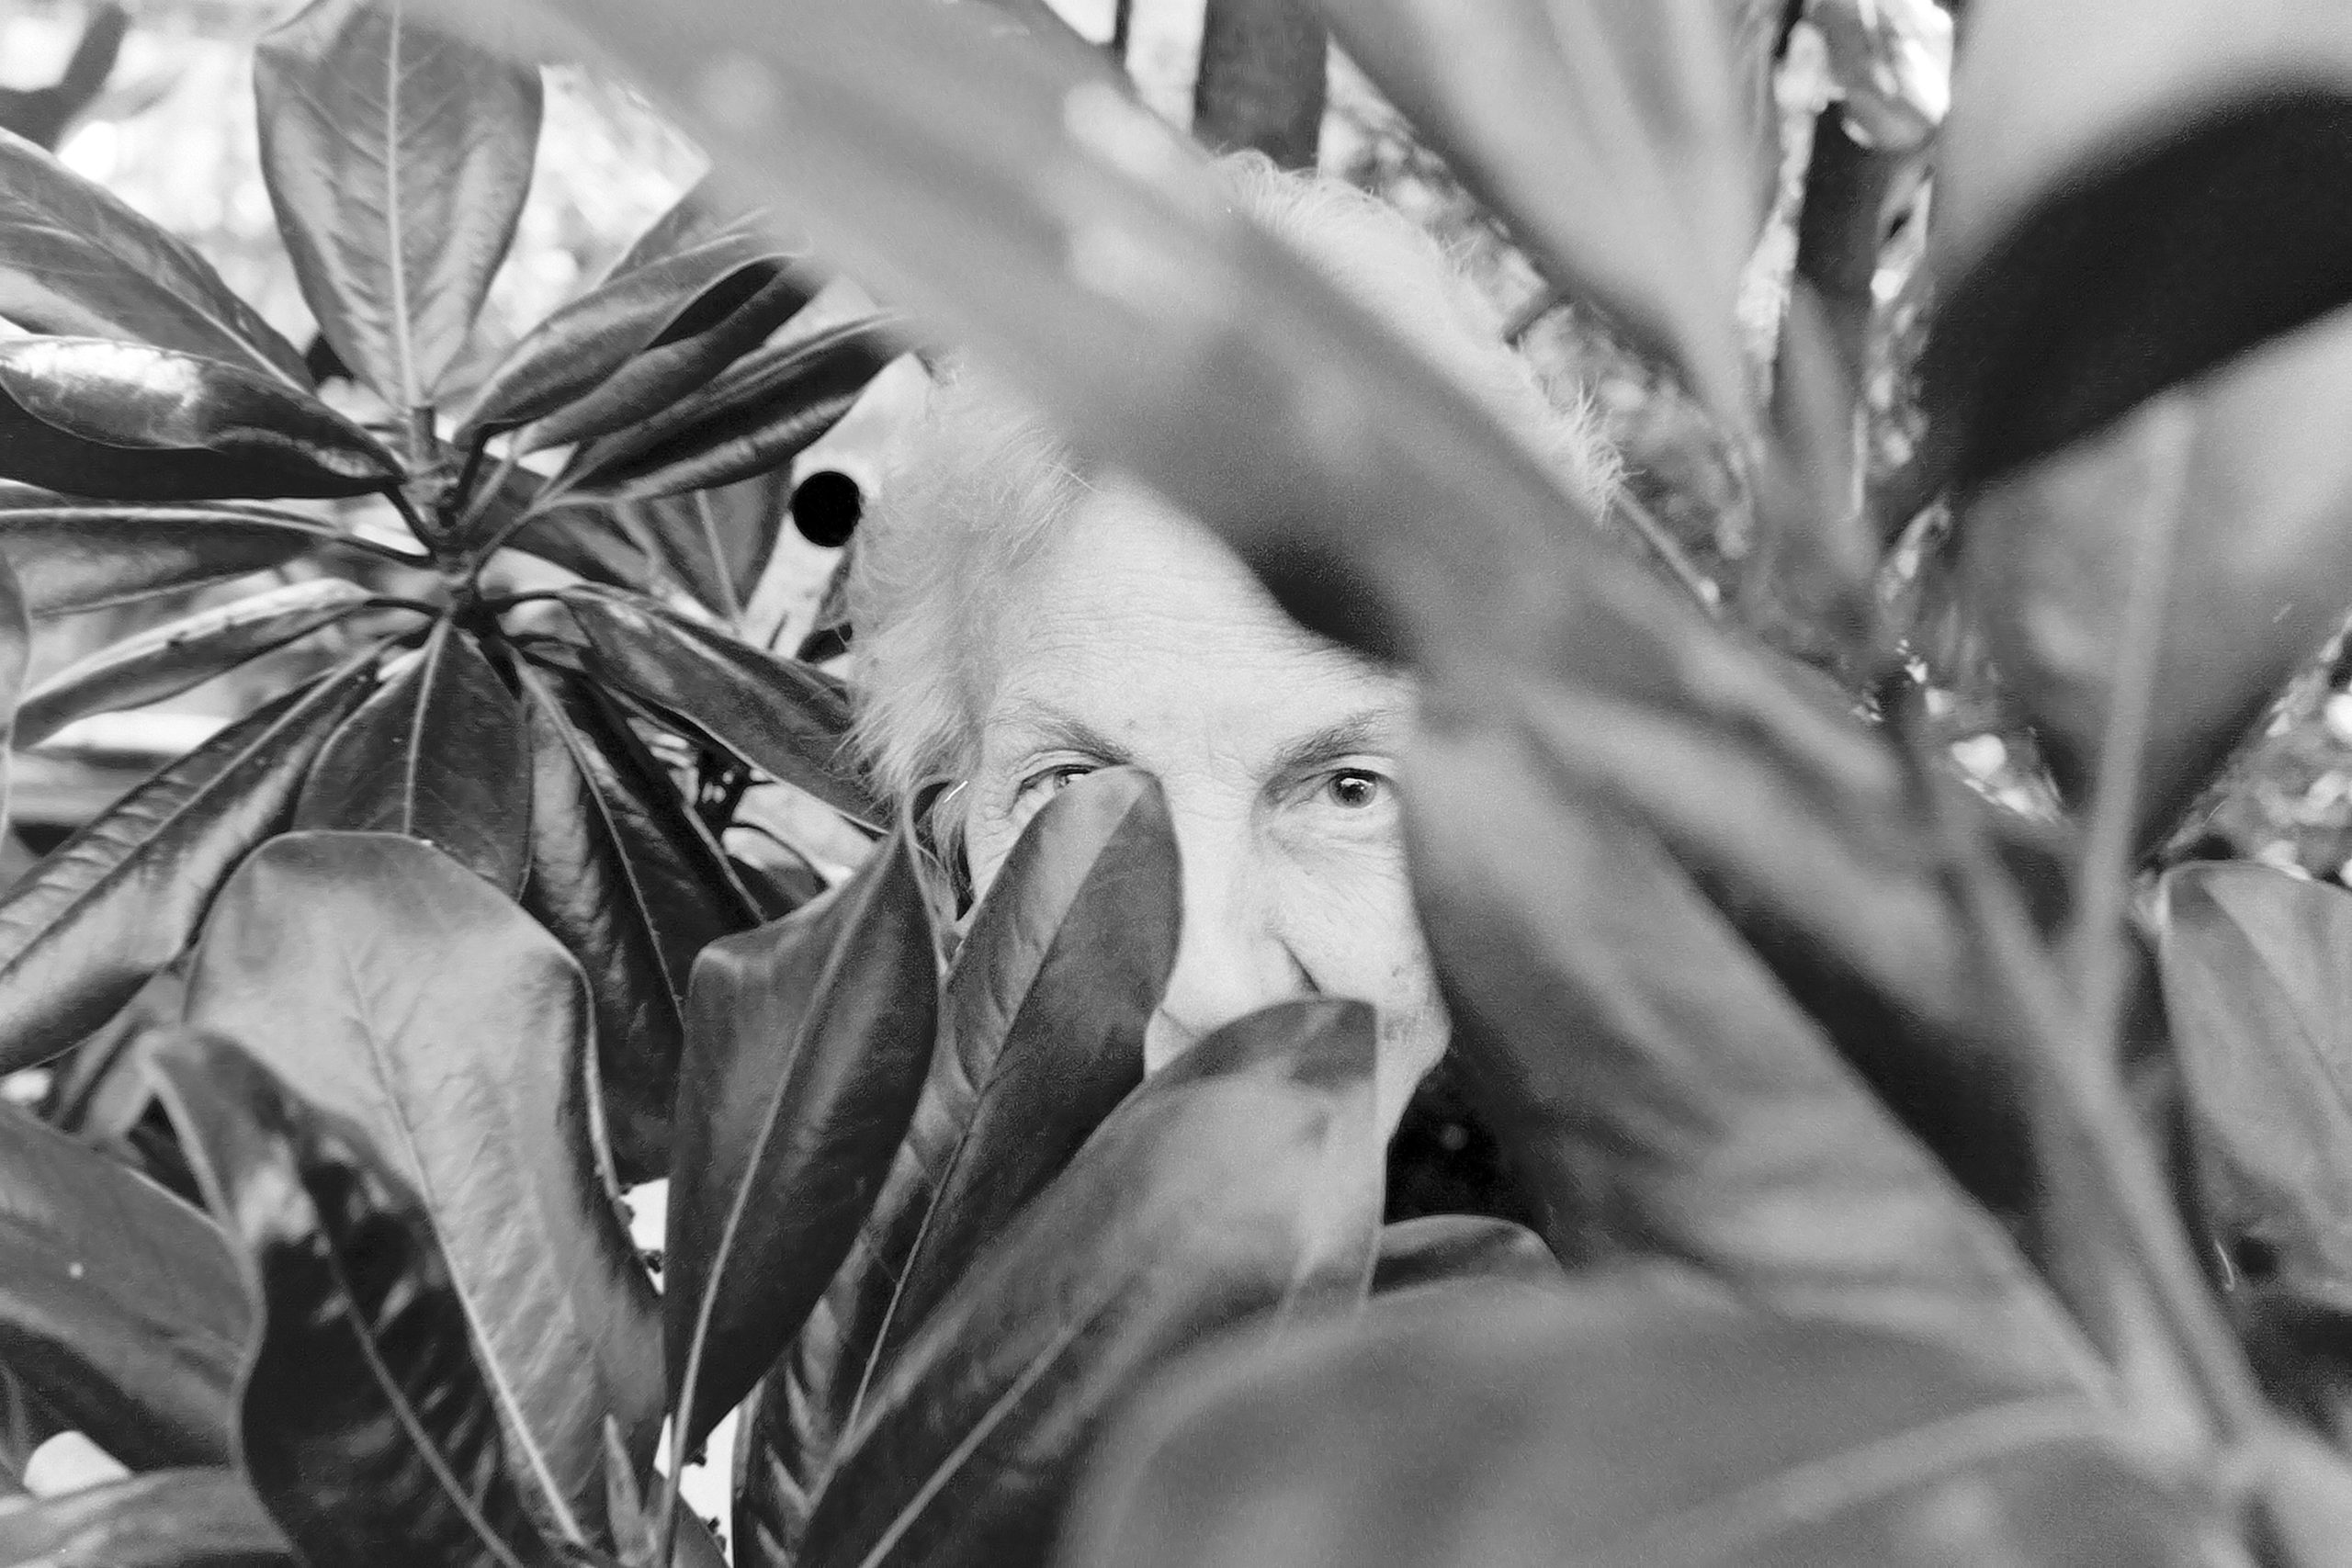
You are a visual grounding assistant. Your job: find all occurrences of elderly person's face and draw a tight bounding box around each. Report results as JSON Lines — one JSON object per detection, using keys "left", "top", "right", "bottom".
{"left": 959, "top": 487, "right": 1446, "bottom": 1131}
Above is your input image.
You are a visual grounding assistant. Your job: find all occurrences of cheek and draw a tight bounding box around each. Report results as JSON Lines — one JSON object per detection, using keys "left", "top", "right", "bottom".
{"left": 1275, "top": 846, "right": 1447, "bottom": 1038}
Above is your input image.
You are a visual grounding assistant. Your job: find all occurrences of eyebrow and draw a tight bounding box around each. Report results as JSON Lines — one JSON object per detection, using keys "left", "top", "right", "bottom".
{"left": 996, "top": 701, "right": 1406, "bottom": 777}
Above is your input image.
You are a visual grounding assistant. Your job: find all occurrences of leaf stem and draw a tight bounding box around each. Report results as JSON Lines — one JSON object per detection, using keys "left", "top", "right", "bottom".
{"left": 1609, "top": 491, "right": 1719, "bottom": 617}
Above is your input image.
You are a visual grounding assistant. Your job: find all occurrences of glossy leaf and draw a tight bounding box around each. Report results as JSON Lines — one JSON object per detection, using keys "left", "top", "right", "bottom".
{"left": 0, "top": 1466, "right": 291, "bottom": 1568}
{"left": 611, "top": 469, "right": 796, "bottom": 626}
{"left": 794, "top": 998, "right": 1383, "bottom": 1568}
{"left": 514, "top": 660, "right": 760, "bottom": 1185}
{"left": 256, "top": 0, "right": 543, "bottom": 409}
{"left": 864, "top": 771, "right": 1177, "bottom": 1379}
{"left": 557, "top": 585, "right": 876, "bottom": 822}
{"left": 0, "top": 1097, "right": 245, "bottom": 1471}
{"left": 2158, "top": 863, "right": 2352, "bottom": 1300}
{"left": 150, "top": 1033, "right": 561, "bottom": 1568}
{"left": 665, "top": 825, "right": 936, "bottom": 1451}
{"left": 1405, "top": 713, "right": 2101, "bottom": 1391}
{"left": 1062, "top": 1269, "right": 2209, "bottom": 1568}
{"left": 181, "top": 832, "right": 662, "bottom": 1551}
{"left": 559, "top": 317, "right": 898, "bottom": 502}
{"left": 295, "top": 619, "right": 532, "bottom": 892}
{"left": 461, "top": 246, "right": 814, "bottom": 456}
{"left": 1962, "top": 304, "right": 2352, "bottom": 845}
{"left": 1368, "top": 1213, "right": 1563, "bottom": 1299}
{"left": 1306, "top": 0, "right": 1772, "bottom": 423}
{"left": 0, "top": 557, "right": 20, "bottom": 829}
{"left": 13, "top": 577, "right": 377, "bottom": 748}
{"left": 0, "top": 500, "right": 404, "bottom": 618}
{"left": 1926, "top": 0, "right": 2352, "bottom": 485}
{"left": 737, "top": 770, "right": 1175, "bottom": 1557}
{"left": 0, "top": 338, "right": 400, "bottom": 501}
{"left": 0, "top": 130, "right": 311, "bottom": 387}
{"left": 0, "top": 654, "right": 375, "bottom": 1074}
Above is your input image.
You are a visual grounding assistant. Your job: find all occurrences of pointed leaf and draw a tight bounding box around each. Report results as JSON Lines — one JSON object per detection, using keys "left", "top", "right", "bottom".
{"left": 0, "top": 338, "right": 401, "bottom": 501}
{"left": 1368, "top": 1214, "right": 1562, "bottom": 1298}
{"left": 1406, "top": 714, "right": 2100, "bottom": 1390}
{"left": 181, "top": 832, "right": 662, "bottom": 1550}
{"left": 1961, "top": 305, "right": 2352, "bottom": 844}
{"left": 613, "top": 470, "right": 795, "bottom": 626}
{"left": 557, "top": 585, "right": 876, "bottom": 822}
{"left": 14, "top": 578, "right": 376, "bottom": 748}
{"left": 0, "top": 1467, "right": 292, "bottom": 1568}
{"left": 736, "top": 771, "right": 1175, "bottom": 1560}
{"left": 295, "top": 619, "right": 532, "bottom": 892}
{"left": 0, "top": 129, "right": 311, "bottom": 387}
{"left": 2158, "top": 863, "right": 2352, "bottom": 1300}
{"left": 256, "top": 0, "right": 543, "bottom": 408}
{"left": 461, "top": 248, "right": 814, "bottom": 456}
{"left": 514, "top": 660, "right": 760, "bottom": 1184}
{"left": 666, "top": 825, "right": 937, "bottom": 1451}
{"left": 1063, "top": 1270, "right": 2204, "bottom": 1568}
{"left": 0, "top": 501, "right": 401, "bottom": 618}
{"left": 0, "top": 654, "right": 375, "bottom": 1074}
{"left": 150, "top": 1032, "right": 563, "bottom": 1568}
{"left": 866, "top": 770, "right": 1177, "bottom": 1378}
{"left": 1304, "top": 0, "right": 1770, "bottom": 422}
{"left": 0, "top": 1098, "right": 245, "bottom": 1471}
{"left": 795, "top": 998, "right": 1382, "bottom": 1568}
{"left": 560, "top": 317, "right": 898, "bottom": 502}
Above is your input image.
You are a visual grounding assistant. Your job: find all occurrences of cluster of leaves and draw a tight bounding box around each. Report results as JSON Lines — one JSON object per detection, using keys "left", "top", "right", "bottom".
{"left": 10, "top": 0, "right": 2352, "bottom": 1565}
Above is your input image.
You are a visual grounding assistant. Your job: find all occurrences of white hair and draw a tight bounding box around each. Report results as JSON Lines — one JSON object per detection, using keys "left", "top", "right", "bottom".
{"left": 847, "top": 152, "right": 1619, "bottom": 815}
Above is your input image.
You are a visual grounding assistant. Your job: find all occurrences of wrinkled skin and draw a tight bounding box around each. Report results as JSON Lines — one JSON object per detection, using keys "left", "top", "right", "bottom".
{"left": 962, "top": 487, "right": 1446, "bottom": 1135}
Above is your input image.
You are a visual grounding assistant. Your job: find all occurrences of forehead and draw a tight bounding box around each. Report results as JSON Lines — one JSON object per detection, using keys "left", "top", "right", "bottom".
{"left": 980, "top": 487, "right": 1408, "bottom": 768}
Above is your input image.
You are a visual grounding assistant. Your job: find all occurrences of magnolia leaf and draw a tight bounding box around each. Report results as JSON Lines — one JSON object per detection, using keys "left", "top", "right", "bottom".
{"left": 0, "top": 501, "right": 405, "bottom": 619}
{"left": 0, "top": 338, "right": 399, "bottom": 501}
{"left": 737, "top": 770, "right": 1174, "bottom": 1559}
{"left": 0, "top": 654, "right": 376, "bottom": 1074}
{"left": 13, "top": 577, "right": 378, "bottom": 749}
{"left": 556, "top": 585, "right": 876, "bottom": 822}
{"left": 0, "top": 1098, "right": 245, "bottom": 1471}
{"left": 1926, "top": 0, "right": 2352, "bottom": 484}
{"left": 0, "top": 130, "right": 311, "bottom": 387}
{"left": 256, "top": 0, "right": 543, "bottom": 409}
{"left": 182, "top": 832, "right": 662, "bottom": 1551}
{"left": 1306, "top": 0, "right": 1773, "bottom": 423}
{"left": 514, "top": 660, "right": 761, "bottom": 1185}
{"left": 2158, "top": 863, "right": 2352, "bottom": 1299}
{"left": 295, "top": 619, "right": 533, "bottom": 892}
{"left": 1406, "top": 713, "right": 2101, "bottom": 1393}
{"left": 1961, "top": 304, "right": 2352, "bottom": 845}
{"left": 1062, "top": 1269, "right": 2210, "bottom": 1568}
{"left": 559, "top": 317, "right": 898, "bottom": 502}
{"left": 794, "top": 998, "right": 1383, "bottom": 1568}
{"left": 0, "top": 1466, "right": 292, "bottom": 1568}
{"left": 1368, "top": 1213, "right": 1563, "bottom": 1299}
{"left": 150, "top": 1033, "right": 563, "bottom": 1568}
{"left": 610, "top": 470, "right": 795, "bottom": 627}
{"left": 666, "top": 825, "right": 937, "bottom": 1452}
{"left": 463, "top": 247, "right": 814, "bottom": 457}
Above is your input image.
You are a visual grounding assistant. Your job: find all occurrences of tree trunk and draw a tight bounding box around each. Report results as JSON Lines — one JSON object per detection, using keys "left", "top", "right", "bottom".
{"left": 1192, "top": 0, "right": 1328, "bottom": 171}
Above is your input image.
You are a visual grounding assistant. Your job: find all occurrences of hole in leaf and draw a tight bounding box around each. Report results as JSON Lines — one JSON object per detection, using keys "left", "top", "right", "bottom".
{"left": 791, "top": 468, "right": 863, "bottom": 547}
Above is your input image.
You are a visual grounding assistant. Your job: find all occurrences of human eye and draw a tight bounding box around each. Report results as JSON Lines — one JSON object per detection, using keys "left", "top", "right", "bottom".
{"left": 1322, "top": 768, "right": 1386, "bottom": 810}
{"left": 1016, "top": 761, "right": 1102, "bottom": 801}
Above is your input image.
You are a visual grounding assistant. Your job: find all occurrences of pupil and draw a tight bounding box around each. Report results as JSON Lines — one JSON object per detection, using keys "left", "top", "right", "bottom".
{"left": 1333, "top": 773, "right": 1373, "bottom": 807}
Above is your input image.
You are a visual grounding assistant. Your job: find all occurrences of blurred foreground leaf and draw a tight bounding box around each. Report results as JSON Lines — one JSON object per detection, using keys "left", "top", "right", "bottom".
{"left": 1062, "top": 1270, "right": 2216, "bottom": 1568}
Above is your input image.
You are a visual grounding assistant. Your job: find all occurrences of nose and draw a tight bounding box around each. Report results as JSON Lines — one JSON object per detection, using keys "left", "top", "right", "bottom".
{"left": 1146, "top": 814, "right": 1311, "bottom": 1071}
